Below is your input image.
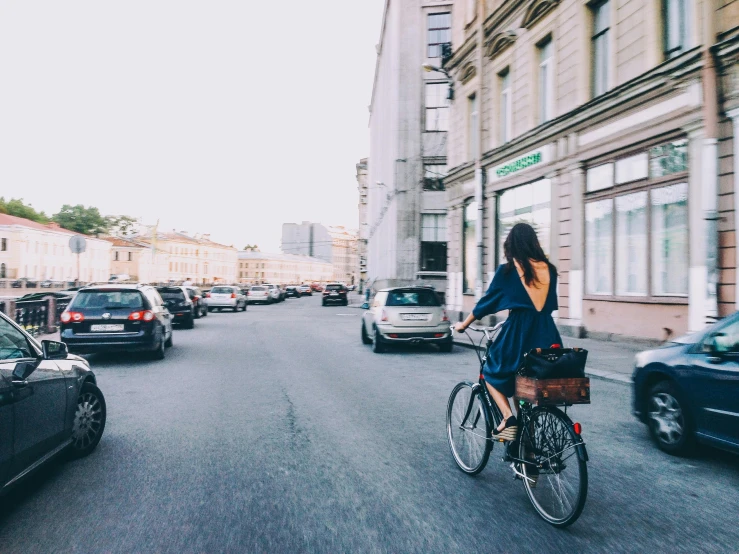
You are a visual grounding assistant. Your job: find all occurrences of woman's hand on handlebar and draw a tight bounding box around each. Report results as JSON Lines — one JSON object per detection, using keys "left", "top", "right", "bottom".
{"left": 454, "top": 322, "right": 467, "bottom": 334}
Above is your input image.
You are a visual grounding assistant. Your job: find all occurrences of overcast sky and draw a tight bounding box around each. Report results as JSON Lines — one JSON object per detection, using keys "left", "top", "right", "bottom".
{"left": 0, "top": 1, "right": 384, "bottom": 252}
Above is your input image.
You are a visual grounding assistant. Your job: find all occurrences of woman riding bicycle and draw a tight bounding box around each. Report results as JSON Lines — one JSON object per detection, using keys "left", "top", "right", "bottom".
{"left": 455, "top": 222, "right": 561, "bottom": 441}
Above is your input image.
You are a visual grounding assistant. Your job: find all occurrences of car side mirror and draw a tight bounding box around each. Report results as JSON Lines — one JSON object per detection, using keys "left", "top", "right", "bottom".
{"left": 361, "top": 302, "right": 370, "bottom": 310}
{"left": 13, "top": 360, "right": 39, "bottom": 381}
{"left": 42, "top": 340, "right": 69, "bottom": 360}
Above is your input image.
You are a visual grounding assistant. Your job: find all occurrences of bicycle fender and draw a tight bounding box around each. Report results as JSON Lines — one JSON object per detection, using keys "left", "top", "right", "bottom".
{"left": 575, "top": 441, "right": 589, "bottom": 462}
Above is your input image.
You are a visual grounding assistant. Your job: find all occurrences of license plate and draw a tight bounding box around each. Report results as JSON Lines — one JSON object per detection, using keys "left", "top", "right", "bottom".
{"left": 401, "top": 314, "right": 429, "bottom": 321}
{"left": 90, "top": 324, "right": 124, "bottom": 332}
{"left": 330, "top": 292, "right": 338, "bottom": 296}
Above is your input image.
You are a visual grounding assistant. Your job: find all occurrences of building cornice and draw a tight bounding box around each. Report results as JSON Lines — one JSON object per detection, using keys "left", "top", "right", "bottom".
{"left": 485, "top": 30, "right": 517, "bottom": 59}
{"left": 483, "top": 0, "right": 523, "bottom": 38}
{"left": 443, "top": 33, "right": 477, "bottom": 71}
{"left": 521, "top": 0, "right": 560, "bottom": 29}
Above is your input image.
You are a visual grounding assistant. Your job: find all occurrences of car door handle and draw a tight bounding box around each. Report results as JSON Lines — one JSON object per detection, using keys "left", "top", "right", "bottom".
{"left": 12, "top": 379, "right": 28, "bottom": 388}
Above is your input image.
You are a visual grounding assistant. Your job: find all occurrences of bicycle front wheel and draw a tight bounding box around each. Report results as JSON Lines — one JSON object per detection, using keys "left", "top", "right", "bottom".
{"left": 519, "top": 406, "right": 588, "bottom": 527}
{"left": 447, "top": 382, "right": 491, "bottom": 475}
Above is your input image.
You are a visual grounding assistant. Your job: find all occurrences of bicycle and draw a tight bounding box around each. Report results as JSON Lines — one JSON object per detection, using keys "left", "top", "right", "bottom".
{"left": 446, "top": 323, "right": 589, "bottom": 527}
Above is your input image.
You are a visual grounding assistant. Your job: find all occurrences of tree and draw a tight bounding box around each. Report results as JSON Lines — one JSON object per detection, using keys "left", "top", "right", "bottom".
{"left": 106, "top": 215, "right": 138, "bottom": 237}
{"left": 53, "top": 204, "right": 108, "bottom": 235}
{"left": 243, "top": 244, "right": 259, "bottom": 252}
{"left": 0, "top": 197, "right": 49, "bottom": 223}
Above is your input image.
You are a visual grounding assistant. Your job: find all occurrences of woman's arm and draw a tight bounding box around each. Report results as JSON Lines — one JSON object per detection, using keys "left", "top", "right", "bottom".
{"left": 454, "top": 312, "right": 477, "bottom": 333}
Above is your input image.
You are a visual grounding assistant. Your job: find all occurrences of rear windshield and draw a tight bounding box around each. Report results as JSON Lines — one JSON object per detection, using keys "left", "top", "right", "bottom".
{"left": 264, "top": 284, "right": 275, "bottom": 289}
{"left": 326, "top": 284, "right": 343, "bottom": 290}
{"left": 72, "top": 290, "right": 144, "bottom": 310}
{"left": 386, "top": 290, "right": 440, "bottom": 307}
{"left": 211, "top": 286, "right": 234, "bottom": 294}
{"left": 157, "top": 288, "right": 186, "bottom": 301}
{"left": 250, "top": 286, "right": 266, "bottom": 292}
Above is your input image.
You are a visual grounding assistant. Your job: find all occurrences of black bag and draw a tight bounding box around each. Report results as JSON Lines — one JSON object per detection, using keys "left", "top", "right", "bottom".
{"left": 519, "top": 347, "right": 588, "bottom": 379}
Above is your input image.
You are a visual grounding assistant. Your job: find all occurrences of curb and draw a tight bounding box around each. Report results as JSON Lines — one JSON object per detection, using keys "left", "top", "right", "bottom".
{"left": 452, "top": 338, "right": 633, "bottom": 385}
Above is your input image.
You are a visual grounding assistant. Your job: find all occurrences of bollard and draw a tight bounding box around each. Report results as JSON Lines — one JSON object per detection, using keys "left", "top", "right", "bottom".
{"left": 45, "top": 296, "right": 57, "bottom": 334}
{"left": 2, "top": 299, "right": 16, "bottom": 320}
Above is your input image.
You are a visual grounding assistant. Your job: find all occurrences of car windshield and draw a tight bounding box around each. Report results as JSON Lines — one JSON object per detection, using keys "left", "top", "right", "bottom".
{"left": 211, "top": 287, "right": 233, "bottom": 294}
{"left": 157, "top": 288, "right": 186, "bottom": 301}
{"left": 251, "top": 286, "right": 266, "bottom": 291}
{"left": 72, "top": 290, "right": 144, "bottom": 310}
{"left": 386, "top": 290, "right": 440, "bottom": 307}
{"left": 326, "top": 285, "right": 343, "bottom": 291}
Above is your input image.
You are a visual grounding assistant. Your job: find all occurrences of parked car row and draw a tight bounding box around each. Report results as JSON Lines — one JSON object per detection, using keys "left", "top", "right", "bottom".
{"left": 245, "top": 284, "right": 314, "bottom": 304}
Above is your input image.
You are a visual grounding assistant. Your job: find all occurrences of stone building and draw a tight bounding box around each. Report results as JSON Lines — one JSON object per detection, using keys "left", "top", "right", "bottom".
{"left": 356, "top": 158, "right": 369, "bottom": 289}
{"left": 367, "top": 0, "right": 452, "bottom": 291}
{"left": 442, "top": 0, "right": 739, "bottom": 341}
{"left": 281, "top": 222, "right": 358, "bottom": 284}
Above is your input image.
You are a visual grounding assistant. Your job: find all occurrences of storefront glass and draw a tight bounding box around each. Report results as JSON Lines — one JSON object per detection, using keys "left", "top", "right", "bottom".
{"left": 463, "top": 200, "right": 477, "bottom": 293}
{"left": 497, "top": 179, "right": 551, "bottom": 264}
{"left": 651, "top": 183, "right": 688, "bottom": 295}
{"left": 615, "top": 191, "right": 648, "bottom": 296}
{"left": 586, "top": 199, "right": 613, "bottom": 294}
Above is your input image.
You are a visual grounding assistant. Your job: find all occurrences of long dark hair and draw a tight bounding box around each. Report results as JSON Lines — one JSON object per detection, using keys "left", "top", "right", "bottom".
{"left": 503, "top": 223, "right": 555, "bottom": 287}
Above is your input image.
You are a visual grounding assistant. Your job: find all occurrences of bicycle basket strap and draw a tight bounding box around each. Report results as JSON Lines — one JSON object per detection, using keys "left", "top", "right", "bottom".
{"left": 519, "top": 348, "right": 588, "bottom": 379}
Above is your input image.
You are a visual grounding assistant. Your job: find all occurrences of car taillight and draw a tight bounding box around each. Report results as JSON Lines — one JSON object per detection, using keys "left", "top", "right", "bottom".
{"left": 205, "top": 292, "right": 211, "bottom": 298}
{"left": 129, "top": 310, "right": 155, "bottom": 322}
{"left": 231, "top": 293, "right": 236, "bottom": 298}
{"left": 441, "top": 310, "right": 449, "bottom": 322}
{"left": 61, "top": 311, "right": 84, "bottom": 323}
{"left": 381, "top": 310, "right": 388, "bottom": 322}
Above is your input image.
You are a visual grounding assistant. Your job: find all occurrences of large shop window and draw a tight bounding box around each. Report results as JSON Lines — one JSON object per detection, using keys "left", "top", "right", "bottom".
{"left": 463, "top": 200, "right": 477, "bottom": 293}
{"left": 497, "top": 179, "right": 552, "bottom": 265}
{"left": 585, "top": 139, "right": 688, "bottom": 299}
{"left": 421, "top": 214, "right": 447, "bottom": 272}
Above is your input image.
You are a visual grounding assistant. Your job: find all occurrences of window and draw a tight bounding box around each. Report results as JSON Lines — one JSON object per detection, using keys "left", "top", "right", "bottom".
{"left": 538, "top": 38, "right": 554, "bottom": 123}
{"left": 497, "top": 180, "right": 552, "bottom": 264}
{"left": 427, "top": 13, "right": 451, "bottom": 58}
{"left": 386, "top": 290, "right": 441, "bottom": 307}
{"left": 592, "top": 0, "right": 610, "bottom": 97}
{"left": 425, "top": 83, "right": 449, "bottom": 131}
{"left": 702, "top": 317, "right": 739, "bottom": 353}
{"left": 585, "top": 141, "right": 689, "bottom": 298}
{"left": 421, "top": 214, "right": 447, "bottom": 272}
{"left": 0, "top": 317, "right": 35, "bottom": 360}
{"left": 0, "top": 263, "right": 5, "bottom": 278}
{"left": 500, "top": 69, "right": 512, "bottom": 143}
{"left": 663, "top": 0, "right": 688, "bottom": 59}
{"left": 468, "top": 94, "right": 478, "bottom": 159}
{"left": 1, "top": 238, "right": 6, "bottom": 251}
{"left": 128, "top": 252, "right": 133, "bottom": 262}
{"left": 463, "top": 200, "right": 477, "bottom": 293}
{"left": 424, "top": 164, "right": 447, "bottom": 191}
{"left": 114, "top": 251, "right": 119, "bottom": 261}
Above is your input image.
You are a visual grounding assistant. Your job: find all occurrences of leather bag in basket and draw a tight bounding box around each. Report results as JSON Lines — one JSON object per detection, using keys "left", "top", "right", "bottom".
{"left": 519, "top": 347, "right": 588, "bottom": 380}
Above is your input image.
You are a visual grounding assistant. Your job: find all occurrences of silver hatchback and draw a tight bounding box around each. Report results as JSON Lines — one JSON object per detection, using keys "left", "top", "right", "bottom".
{"left": 361, "top": 287, "right": 452, "bottom": 353}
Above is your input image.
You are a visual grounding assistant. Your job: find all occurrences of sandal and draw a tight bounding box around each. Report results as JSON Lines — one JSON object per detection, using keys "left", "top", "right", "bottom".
{"left": 492, "top": 416, "right": 518, "bottom": 441}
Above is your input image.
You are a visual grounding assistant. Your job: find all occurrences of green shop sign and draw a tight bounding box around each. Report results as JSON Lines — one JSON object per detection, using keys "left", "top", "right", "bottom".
{"left": 495, "top": 151, "right": 543, "bottom": 178}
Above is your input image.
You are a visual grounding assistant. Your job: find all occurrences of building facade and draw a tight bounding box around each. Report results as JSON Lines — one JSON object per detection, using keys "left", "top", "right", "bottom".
{"left": 367, "top": 0, "right": 452, "bottom": 291}
{"left": 443, "top": 0, "right": 739, "bottom": 341}
{"left": 104, "top": 237, "right": 169, "bottom": 283}
{"left": 328, "top": 226, "right": 359, "bottom": 284}
{"left": 281, "top": 222, "right": 359, "bottom": 284}
{"left": 237, "top": 251, "right": 333, "bottom": 284}
{"left": 357, "top": 158, "right": 369, "bottom": 289}
{"left": 0, "top": 214, "right": 111, "bottom": 283}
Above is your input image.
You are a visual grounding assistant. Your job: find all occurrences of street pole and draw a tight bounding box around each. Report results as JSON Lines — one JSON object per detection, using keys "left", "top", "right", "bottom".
{"left": 76, "top": 252, "right": 80, "bottom": 285}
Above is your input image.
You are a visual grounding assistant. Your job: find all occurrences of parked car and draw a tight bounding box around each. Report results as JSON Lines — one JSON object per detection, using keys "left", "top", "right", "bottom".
{"left": 0, "top": 311, "right": 106, "bottom": 494}
{"left": 11, "top": 278, "right": 38, "bottom": 289}
{"left": 311, "top": 283, "right": 323, "bottom": 293}
{"left": 361, "top": 287, "right": 452, "bottom": 353}
{"left": 206, "top": 285, "right": 247, "bottom": 312}
{"left": 322, "top": 283, "right": 349, "bottom": 306}
{"left": 18, "top": 290, "right": 76, "bottom": 303}
{"left": 60, "top": 284, "right": 174, "bottom": 359}
{"left": 633, "top": 313, "right": 739, "bottom": 456}
{"left": 184, "top": 286, "right": 208, "bottom": 319}
{"left": 298, "top": 285, "right": 312, "bottom": 297}
{"left": 264, "top": 284, "right": 285, "bottom": 303}
{"left": 156, "top": 286, "right": 196, "bottom": 329}
{"left": 246, "top": 285, "right": 271, "bottom": 304}
{"left": 285, "top": 286, "right": 301, "bottom": 299}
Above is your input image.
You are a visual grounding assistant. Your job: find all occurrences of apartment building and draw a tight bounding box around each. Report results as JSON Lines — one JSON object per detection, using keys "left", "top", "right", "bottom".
{"left": 0, "top": 214, "right": 111, "bottom": 282}
{"left": 328, "top": 226, "right": 359, "bottom": 284}
{"left": 104, "top": 237, "right": 169, "bottom": 283}
{"left": 367, "top": 0, "right": 452, "bottom": 291}
{"left": 442, "top": 0, "right": 739, "bottom": 341}
{"left": 281, "top": 222, "right": 359, "bottom": 284}
{"left": 357, "top": 158, "right": 369, "bottom": 289}
{"left": 237, "top": 251, "right": 333, "bottom": 284}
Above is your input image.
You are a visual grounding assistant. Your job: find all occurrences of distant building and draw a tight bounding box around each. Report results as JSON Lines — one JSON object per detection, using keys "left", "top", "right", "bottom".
{"left": 356, "top": 158, "right": 368, "bottom": 289}
{"left": 103, "top": 237, "right": 168, "bottom": 283}
{"left": 328, "top": 226, "right": 359, "bottom": 285}
{"left": 281, "top": 222, "right": 359, "bottom": 284}
{"left": 0, "top": 214, "right": 111, "bottom": 283}
{"left": 237, "top": 251, "right": 332, "bottom": 284}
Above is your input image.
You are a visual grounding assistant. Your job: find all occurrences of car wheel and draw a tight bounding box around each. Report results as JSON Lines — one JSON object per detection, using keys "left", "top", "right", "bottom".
{"left": 322, "top": 300, "right": 326, "bottom": 306}
{"left": 152, "top": 335, "right": 166, "bottom": 359}
{"left": 165, "top": 328, "right": 173, "bottom": 347}
{"left": 647, "top": 380, "right": 695, "bottom": 456}
{"left": 232, "top": 304, "right": 238, "bottom": 312}
{"left": 361, "top": 323, "right": 372, "bottom": 345}
{"left": 184, "top": 314, "right": 194, "bottom": 329}
{"left": 439, "top": 338, "right": 453, "bottom": 353}
{"left": 202, "top": 306, "right": 208, "bottom": 317}
{"left": 372, "top": 327, "right": 386, "bottom": 353}
{"left": 68, "top": 382, "right": 106, "bottom": 459}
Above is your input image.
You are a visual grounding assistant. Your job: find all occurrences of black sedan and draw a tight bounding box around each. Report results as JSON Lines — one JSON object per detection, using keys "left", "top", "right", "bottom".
{"left": 0, "top": 311, "right": 106, "bottom": 494}
{"left": 157, "top": 286, "right": 196, "bottom": 328}
{"left": 285, "top": 286, "right": 301, "bottom": 299}
{"left": 633, "top": 313, "right": 739, "bottom": 456}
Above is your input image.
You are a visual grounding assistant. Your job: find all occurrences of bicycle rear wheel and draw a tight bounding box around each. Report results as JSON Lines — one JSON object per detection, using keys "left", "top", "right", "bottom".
{"left": 447, "top": 382, "right": 491, "bottom": 475}
{"left": 519, "top": 406, "right": 588, "bottom": 527}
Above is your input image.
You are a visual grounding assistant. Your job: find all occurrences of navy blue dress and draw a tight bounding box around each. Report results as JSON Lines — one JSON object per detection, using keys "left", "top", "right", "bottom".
{"left": 472, "top": 263, "right": 562, "bottom": 397}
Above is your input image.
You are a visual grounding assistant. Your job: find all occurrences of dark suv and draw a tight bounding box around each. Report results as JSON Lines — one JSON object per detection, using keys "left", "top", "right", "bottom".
{"left": 322, "top": 283, "right": 348, "bottom": 306}
{"left": 60, "top": 284, "right": 174, "bottom": 359}
{"left": 157, "top": 286, "right": 195, "bottom": 328}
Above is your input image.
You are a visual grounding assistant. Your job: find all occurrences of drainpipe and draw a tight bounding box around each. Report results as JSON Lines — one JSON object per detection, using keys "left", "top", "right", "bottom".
{"left": 702, "top": 0, "right": 719, "bottom": 325}
{"left": 474, "top": 0, "right": 485, "bottom": 300}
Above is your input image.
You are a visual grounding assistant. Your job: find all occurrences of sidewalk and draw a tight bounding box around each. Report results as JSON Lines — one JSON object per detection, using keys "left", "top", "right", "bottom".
{"left": 453, "top": 332, "right": 645, "bottom": 384}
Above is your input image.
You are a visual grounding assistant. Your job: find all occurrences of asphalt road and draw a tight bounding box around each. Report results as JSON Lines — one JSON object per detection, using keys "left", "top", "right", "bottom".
{"left": 1, "top": 296, "right": 738, "bottom": 553}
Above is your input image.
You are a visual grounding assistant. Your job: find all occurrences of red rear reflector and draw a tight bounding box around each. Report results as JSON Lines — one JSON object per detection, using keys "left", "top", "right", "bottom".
{"left": 389, "top": 334, "right": 398, "bottom": 338}
{"left": 551, "top": 343, "right": 561, "bottom": 349}
{"left": 573, "top": 422, "right": 582, "bottom": 435}
{"left": 434, "top": 333, "right": 444, "bottom": 338}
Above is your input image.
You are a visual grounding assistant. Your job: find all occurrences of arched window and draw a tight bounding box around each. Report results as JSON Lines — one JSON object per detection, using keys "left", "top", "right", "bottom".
{"left": 463, "top": 199, "right": 478, "bottom": 294}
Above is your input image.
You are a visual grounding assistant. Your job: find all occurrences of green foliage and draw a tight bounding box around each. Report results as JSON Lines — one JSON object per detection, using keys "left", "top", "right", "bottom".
{"left": 0, "top": 197, "right": 50, "bottom": 223}
{"left": 106, "top": 215, "right": 138, "bottom": 237}
{"left": 243, "top": 244, "right": 259, "bottom": 251}
{"left": 53, "top": 204, "right": 108, "bottom": 235}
